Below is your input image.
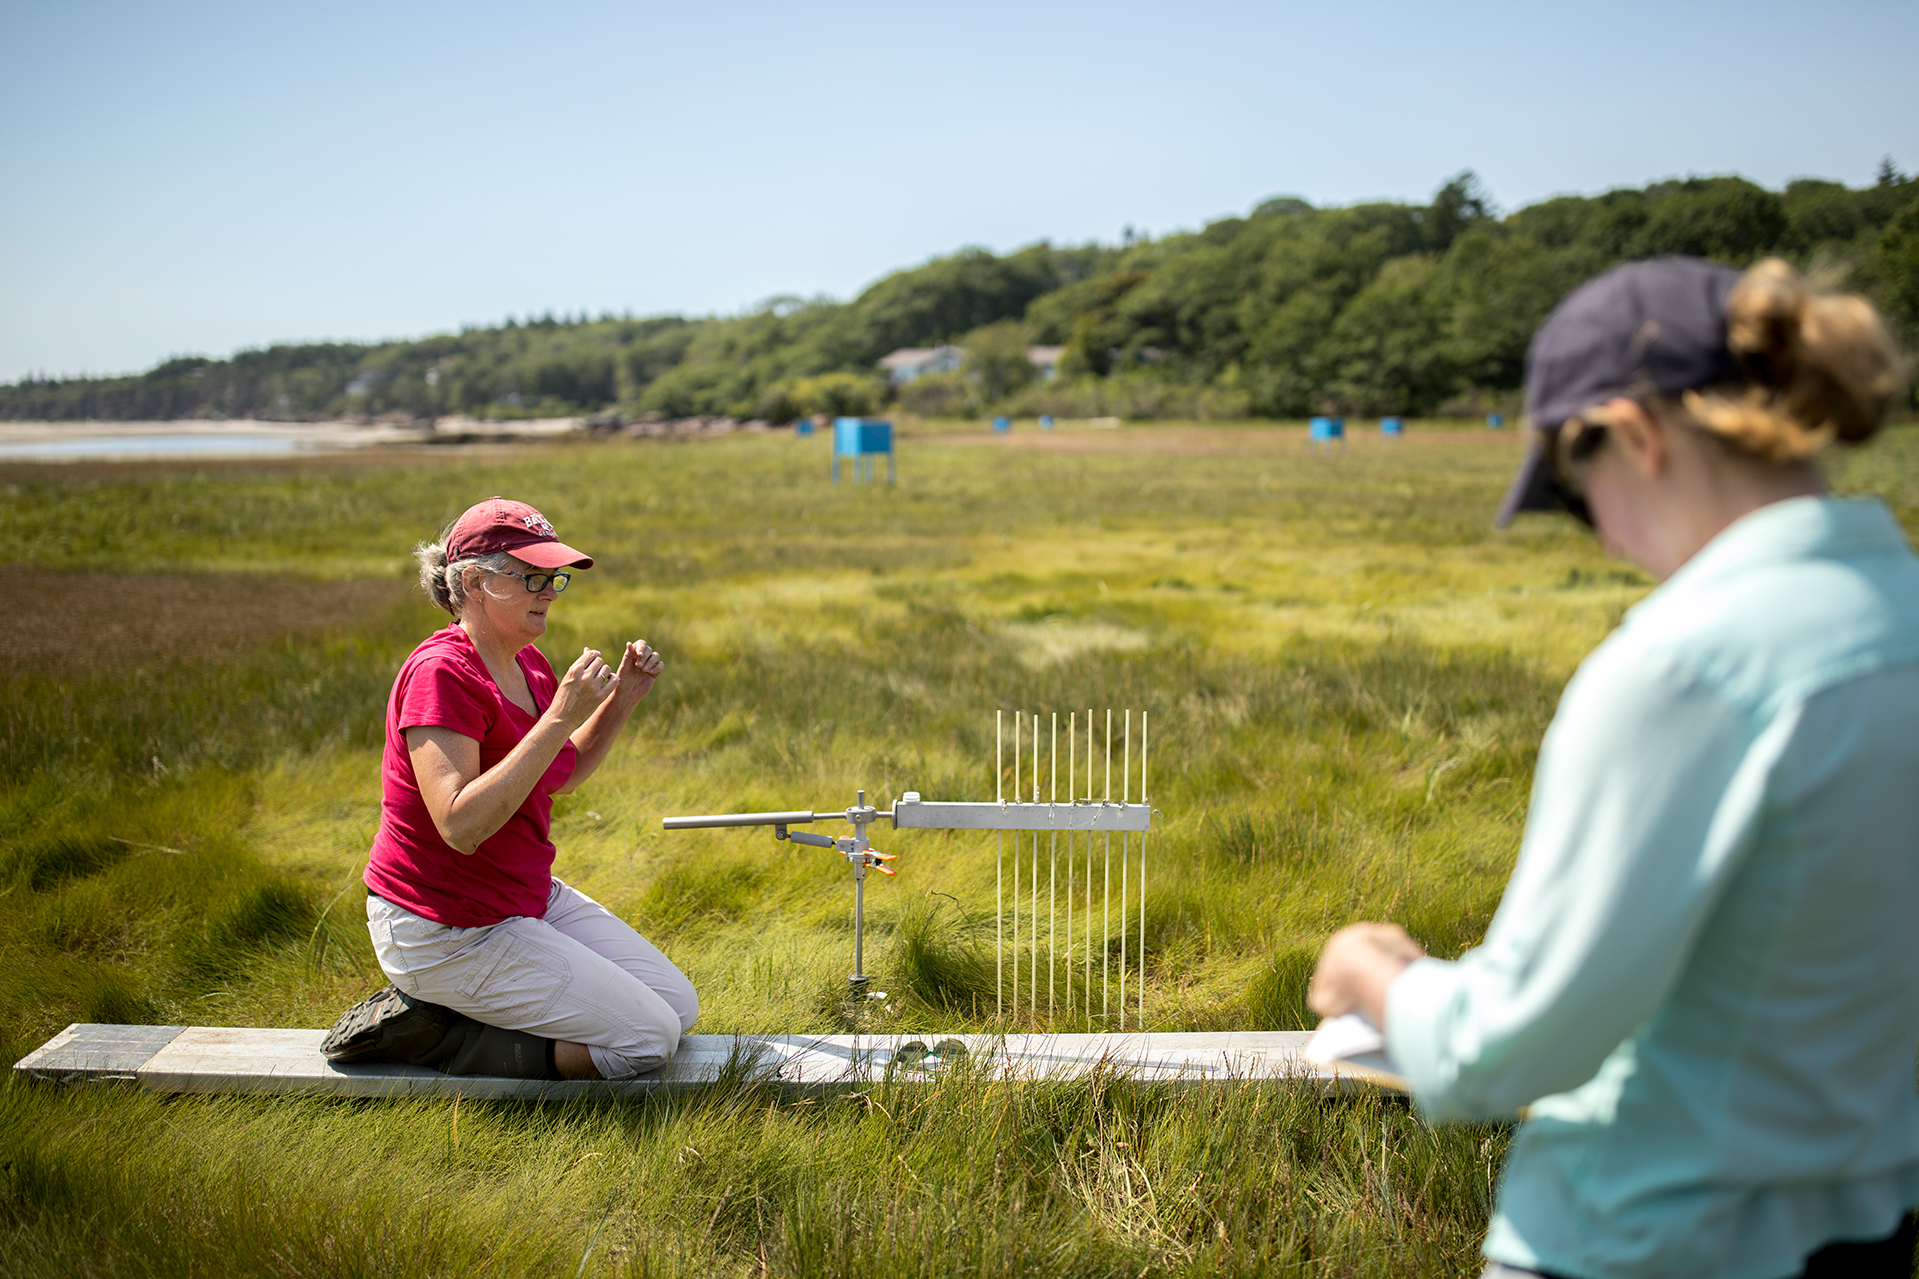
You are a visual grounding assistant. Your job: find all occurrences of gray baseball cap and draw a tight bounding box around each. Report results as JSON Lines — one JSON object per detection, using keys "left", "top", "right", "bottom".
{"left": 1496, "top": 256, "right": 1744, "bottom": 527}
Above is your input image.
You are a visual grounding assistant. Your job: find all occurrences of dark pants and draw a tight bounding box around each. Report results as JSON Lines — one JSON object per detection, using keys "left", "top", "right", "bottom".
{"left": 1487, "top": 1213, "right": 1917, "bottom": 1279}
{"left": 1799, "top": 1214, "right": 1917, "bottom": 1279}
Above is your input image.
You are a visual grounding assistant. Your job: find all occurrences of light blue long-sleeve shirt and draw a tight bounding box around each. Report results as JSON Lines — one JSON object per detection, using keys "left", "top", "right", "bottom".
{"left": 1387, "top": 496, "right": 1919, "bottom": 1279}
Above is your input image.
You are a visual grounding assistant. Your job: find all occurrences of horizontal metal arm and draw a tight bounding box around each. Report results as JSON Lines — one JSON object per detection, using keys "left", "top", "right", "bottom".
{"left": 891, "top": 800, "right": 1151, "bottom": 833}
{"left": 661, "top": 810, "right": 823, "bottom": 830}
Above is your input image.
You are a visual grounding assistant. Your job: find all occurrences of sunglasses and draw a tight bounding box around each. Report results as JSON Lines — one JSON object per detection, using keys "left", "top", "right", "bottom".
{"left": 491, "top": 568, "right": 571, "bottom": 594}
{"left": 1547, "top": 419, "right": 1609, "bottom": 529}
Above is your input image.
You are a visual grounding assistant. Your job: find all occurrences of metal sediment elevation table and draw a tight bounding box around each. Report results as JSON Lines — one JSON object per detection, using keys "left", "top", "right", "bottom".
{"left": 660, "top": 789, "right": 1151, "bottom": 997}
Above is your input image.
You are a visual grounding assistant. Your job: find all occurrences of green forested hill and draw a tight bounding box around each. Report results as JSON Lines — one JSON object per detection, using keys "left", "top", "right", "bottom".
{"left": 7, "top": 170, "right": 1916, "bottom": 424}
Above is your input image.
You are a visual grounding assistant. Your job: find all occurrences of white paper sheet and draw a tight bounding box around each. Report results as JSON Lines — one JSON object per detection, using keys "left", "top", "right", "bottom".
{"left": 1303, "top": 1011, "right": 1393, "bottom": 1072}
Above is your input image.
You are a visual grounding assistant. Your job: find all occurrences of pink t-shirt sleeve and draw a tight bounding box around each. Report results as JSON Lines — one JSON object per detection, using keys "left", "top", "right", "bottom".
{"left": 396, "top": 654, "right": 495, "bottom": 742}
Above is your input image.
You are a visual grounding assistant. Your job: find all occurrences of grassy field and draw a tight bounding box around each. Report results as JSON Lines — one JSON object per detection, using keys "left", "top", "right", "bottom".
{"left": 3, "top": 419, "right": 1915, "bottom": 1277}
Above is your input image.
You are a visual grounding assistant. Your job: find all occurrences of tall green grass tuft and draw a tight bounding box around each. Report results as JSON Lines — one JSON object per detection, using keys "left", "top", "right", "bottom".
{"left": 887, "top": 895, "right": 997, "bottom": 1016}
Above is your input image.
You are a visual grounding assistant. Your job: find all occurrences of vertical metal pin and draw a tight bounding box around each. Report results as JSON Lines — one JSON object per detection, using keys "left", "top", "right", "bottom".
{"left": 1066, "top": 711, "right": 1075, "bottom": 1017}
{"left": 1103, "top": 708, "right": 1112, "bottom": 1023}
{"left": 1120, "top": 709, "right": 1130, "bottom": 1029}
{"left": 1049, "top": 710, "right": 1058, "bottom": 1018}
{"left": 1140, "top": 710, "right": 1149, "bottom": 1032}
{"left": 1030, "top": 712, "right": 1039, "bottom": 1016}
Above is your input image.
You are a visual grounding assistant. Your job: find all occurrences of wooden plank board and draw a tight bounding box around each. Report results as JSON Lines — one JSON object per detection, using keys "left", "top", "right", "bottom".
{"left": 15, "top": 1023, "right": 186, "bottom": 1084}
{"left": 14, "top": 1024, "right": 1406, "bottom": 1099}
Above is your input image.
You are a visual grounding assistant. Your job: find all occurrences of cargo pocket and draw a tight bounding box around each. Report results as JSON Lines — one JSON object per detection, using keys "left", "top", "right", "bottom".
{"left": 452, "top": 929, "right": 572, "bottom": 1024}
{"left": 367, "top": 914, "right": 404, "bottom": 981}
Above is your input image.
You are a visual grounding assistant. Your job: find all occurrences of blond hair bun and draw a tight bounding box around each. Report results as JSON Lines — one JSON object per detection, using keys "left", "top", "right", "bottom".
{"left": 1684, "top": 258, "right": 1906, "bottom": 462}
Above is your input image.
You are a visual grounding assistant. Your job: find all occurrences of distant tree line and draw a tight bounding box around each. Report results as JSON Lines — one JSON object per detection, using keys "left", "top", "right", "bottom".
{"left": 6, "top": 165, "right": 1915, "bottom": 424}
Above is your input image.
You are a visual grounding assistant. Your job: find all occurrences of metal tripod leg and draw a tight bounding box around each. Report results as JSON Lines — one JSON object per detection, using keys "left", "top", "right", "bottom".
{"left": 850, "top": 860, "right": 867, "bottom": 988}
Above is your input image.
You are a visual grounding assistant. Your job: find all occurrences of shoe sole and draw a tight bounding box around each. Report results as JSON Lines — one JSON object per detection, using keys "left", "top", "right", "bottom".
{"left": 322, "top": 986, "right": 421, "bottom": 1062}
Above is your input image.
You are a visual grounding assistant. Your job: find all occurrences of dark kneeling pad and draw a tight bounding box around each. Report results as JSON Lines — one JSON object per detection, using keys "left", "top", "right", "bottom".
{"left": 321, "top": 985, "right": 559, "bottom": 1080}
{"left": 424, "top": 1020, "right": 560, "bottom": 1080}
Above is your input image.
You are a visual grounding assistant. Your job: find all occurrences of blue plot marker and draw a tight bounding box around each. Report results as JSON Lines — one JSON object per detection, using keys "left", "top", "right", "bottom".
{"left": 1310, "top": 416, "right": 1346, "bottom": 451}
{"left": 833, "top": 417, "right": 896, "bottom": 484}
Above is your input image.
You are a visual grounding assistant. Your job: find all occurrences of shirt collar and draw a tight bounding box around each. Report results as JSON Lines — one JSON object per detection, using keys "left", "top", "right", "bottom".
{"left": 1634, "top": 496, "right": 1909, "bottom": 612}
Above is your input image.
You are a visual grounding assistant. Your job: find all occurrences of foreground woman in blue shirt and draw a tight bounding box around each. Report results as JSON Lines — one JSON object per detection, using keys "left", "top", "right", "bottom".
{"left": 1309, "top": 256, "right": 1918, "bottom": 1279}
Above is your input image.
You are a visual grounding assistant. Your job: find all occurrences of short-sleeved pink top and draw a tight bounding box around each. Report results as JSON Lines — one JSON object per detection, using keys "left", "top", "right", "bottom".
{"left": 364, "top": 626, "right": 576, "bottom": 926}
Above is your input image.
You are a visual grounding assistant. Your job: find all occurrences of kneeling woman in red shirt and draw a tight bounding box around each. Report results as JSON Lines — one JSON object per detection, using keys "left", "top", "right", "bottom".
{"left": 323, "top": 497, "right": 697, "bottom": 1081}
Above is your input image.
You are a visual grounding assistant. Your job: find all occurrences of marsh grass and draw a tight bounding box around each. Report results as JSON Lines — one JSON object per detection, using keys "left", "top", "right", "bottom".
{"left": 0, "top": 1056, "right": 1509, "bottom": 1279}
{"left": 2, "top": 421, "right": 1914, "bottom": 1275}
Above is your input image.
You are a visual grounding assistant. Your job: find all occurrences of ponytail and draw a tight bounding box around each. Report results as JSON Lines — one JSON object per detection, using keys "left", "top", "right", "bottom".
{"left": 414, "top": 540, "right": 519, "bottom": 615}
{"left": 415, "top": 541, "right": 458, "bottom": 614}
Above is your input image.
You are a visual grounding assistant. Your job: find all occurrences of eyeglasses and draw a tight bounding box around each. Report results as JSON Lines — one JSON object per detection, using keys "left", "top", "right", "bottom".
{"left": 1547, "top": 419, "right": 1608, "bottom": 529}
{"left": 491, "top": 568, "right": 571, "bottom": 594}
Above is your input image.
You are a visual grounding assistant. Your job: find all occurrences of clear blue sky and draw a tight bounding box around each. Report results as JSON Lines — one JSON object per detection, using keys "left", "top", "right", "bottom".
{"left": 2, "top": 0, "right": 1914, "bottom": 383}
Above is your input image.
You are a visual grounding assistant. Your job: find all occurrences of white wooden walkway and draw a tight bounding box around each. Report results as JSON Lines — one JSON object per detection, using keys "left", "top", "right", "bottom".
{"left": 15, "top": 1024, "right": 1404, "bottom": 1100}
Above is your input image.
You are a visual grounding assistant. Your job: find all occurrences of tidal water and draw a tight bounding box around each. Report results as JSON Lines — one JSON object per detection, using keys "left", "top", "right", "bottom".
{"left": 0, "top": 432, "right": 305, "bottom": 461}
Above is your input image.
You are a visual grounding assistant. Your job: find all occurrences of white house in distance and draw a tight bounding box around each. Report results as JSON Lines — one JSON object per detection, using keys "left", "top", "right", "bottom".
{"left": 877, "top": 345, "right": 964, "bottom": 384}
{"left": 1026, "top": 346, "right": 1063, "bottom": 381}
{"left": 878, "top": 344, "right": 1066, "bottom": 384}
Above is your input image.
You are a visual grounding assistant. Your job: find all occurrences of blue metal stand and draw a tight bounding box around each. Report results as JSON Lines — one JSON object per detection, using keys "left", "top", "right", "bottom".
{"left": 832, "top": 417, "right": 895, "bottom": 484}
{"left": 1310, "top": 416, "right": 1346, "bottom": 452}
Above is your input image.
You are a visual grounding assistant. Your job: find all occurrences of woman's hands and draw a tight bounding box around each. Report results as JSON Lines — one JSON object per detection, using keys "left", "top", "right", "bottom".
{"left": 612, "top": 640, "right": 665, "bottom": 708}
{"left": 553, "top": 639, "right": 666, "bottom": 794}
{"left": 549, "top": 647, "right": 620, "bottom": 730}
{"left": 1308, "top": 922, "right": 1427, "bottom": 1027}
{"left": 550, "top": 641, "right": 664, "bottom": 731}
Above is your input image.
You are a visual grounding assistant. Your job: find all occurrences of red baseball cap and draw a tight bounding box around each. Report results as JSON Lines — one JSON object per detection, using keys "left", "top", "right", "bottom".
{"left": 444, "top": 497, "right": 594, "bottom": 570}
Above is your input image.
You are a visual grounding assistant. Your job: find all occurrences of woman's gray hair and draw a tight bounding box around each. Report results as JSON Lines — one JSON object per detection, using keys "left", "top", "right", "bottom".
{"left": 415, "top": 542, "right": 520, "bottom": 616}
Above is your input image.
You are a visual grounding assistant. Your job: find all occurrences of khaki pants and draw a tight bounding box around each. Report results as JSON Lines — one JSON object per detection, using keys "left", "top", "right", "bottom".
{"left": 367, "top": 878, "right": 698, "bottom": 1079}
